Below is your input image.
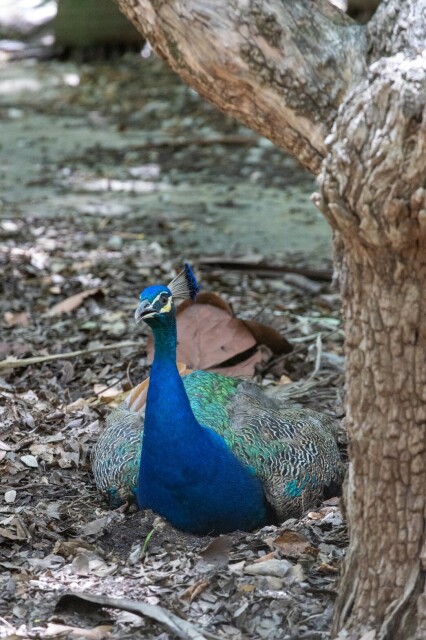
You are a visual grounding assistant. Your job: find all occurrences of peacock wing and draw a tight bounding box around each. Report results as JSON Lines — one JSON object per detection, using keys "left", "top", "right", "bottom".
{"left": 186, "top": 375, "right": 344, "bottom": 521}
{"left": 91, "top": 405, "right": 142, "bottom": 507}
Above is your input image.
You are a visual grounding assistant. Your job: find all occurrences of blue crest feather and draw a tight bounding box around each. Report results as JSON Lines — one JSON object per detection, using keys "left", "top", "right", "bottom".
{"left": 168, "top": 263, "right": 200, "bottom": 302}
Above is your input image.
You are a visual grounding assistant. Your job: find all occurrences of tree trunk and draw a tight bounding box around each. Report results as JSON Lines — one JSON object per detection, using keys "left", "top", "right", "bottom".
{"left": 115, "top": 0, "right": 426, "bottom": 636}
{"left": 317, "top": 46, "right": 426, "bottom": 639}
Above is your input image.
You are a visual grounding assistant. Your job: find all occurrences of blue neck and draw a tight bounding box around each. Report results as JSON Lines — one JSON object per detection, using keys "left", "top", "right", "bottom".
{"left": 146, "top": 314, "right": 199, "bottom": 437}
{"left": 137, "top": 312, "right": 270, "bottom": 534}
{"left": 150, "top": 315, "right": 177, "bottom": 362}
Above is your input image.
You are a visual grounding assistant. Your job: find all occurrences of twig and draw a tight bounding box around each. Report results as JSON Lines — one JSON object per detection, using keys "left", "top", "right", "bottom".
{"left": 132, "top": 134, "right": 258, "bottom": 150}
{"left": 0, "top": 482, "right": 49, "bottom": 492}
{"left": 310, "top": 333, "right": 323, "bottom": 378}
{"left": 126, "top": 359, "right": 134, "bottom": 387}
{"left": 198, "top": 257, "right": 333, "bottom": 282}
{"left": 56, "top": 592, "right": 219, "bottom": 640}
{"left": 0, "top": 341, "right": 142, "bottom": 371}
{"left": 0, "top": 616, "right": 13, "bottom": 629}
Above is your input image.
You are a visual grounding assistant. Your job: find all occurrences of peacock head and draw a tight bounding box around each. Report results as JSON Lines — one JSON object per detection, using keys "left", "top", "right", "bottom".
{"left": 135, "top": 263, "right": 200, "bottom": 326}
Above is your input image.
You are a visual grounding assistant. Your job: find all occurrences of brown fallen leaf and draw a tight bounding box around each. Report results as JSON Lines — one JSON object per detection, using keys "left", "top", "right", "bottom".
{"left": 252, "top": 551, "right": 277, "bottom": 563}
{"left": 0, "top": 515, "right": 30, "bottom": 540}
{"left": 317, "top": 562, "right": 339, "bottom": 574}
{"left": 47, "top": 288, "right": 99, "bottom": 316}
{"left": 243, "top": 319, "right": 292, "bottom": 355}
{"left": 176, "top": 296, "right": 256, "bottom": 369}
{"left": 181, "top": 579, "right": 210, "bottom": 602}
{"left": 210, "top": 349, "right": 263, "bottom": 377}
{"left": 265, "top": 530, "right": 317, "bottom": 557}
{"left": 146, "top": 291, "right": 291, "bottom": 376}
{"left": 4, "top": 311, "right": 29, "bottom": 327}
{"left": 199, "top": 535, "right": 232, "bottom": 567}
{"left": 53, "top": 539, "right": 95, "bottom": 559}
{"left": 93, "top": 384, "right": 124, "bottom": 403}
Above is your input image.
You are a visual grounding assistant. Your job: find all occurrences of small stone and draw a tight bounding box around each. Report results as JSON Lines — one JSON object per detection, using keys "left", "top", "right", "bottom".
{"left": 245, "top": 558, "right": 293, "bottom": 578}
{"left": 4, "top": 490, "right": 16, "bottom": 503}
{"left": 20, "top": 454, "right": 38, "bottom": 468}
{"left": 107, "top": 235, "right": 123, "bottom": 250}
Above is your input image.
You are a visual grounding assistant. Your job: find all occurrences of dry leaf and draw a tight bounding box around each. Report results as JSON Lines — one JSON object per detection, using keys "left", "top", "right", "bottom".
{"left": 0, "top": 515, "right": 30, "bottom": 540}
{"left": 239, "top": 584, "right": 256, "bottom": 593}
{"left": 145, "top": 292, "right": 290, "bottom": 376}
{"left": 266, "top": 530, "right": 316, "bottom": 556}
{"left": 210, "top": 349, "right": 263, "bottom": 377}
{"left": 181, "top": 580, "right": 210, "bottom": 602}
{"left": 66, "top": 398, "right": 89, "bottom": 411}
{"left": 4, "top": 490, "right": 16, "bottom": 504}
{"left": 245, "top": 558, "right": 293, "bottom": 578}
{"left": 44, "top": 623, "right": 112, "bottom": 639}
{"left": 307, "top": 511, "right": 323, "bottom": 520}
{"left": 93, "top": 384, "right": 123, "bottom": 402}
{"left": 20, "top": 454, "right": 38, "bottom": 468}
{"left": 83, "top": 516, "right": 109, "bottom": 536}
{"left": 243, "top": 319, "right": 292, "bottom": 355}
{"left": 318, "top": 562, "right": 339, "bottom": 574}
{"left": 175, "top": 299, "right": 256, "bottom": 369}
{"left": 199, "top": 535, "right": 232, "bottom": 567}
{"left": 53, "top": 540, "right": 95, "bottom": 559}
{"left": 0, "top": 439, "right": 11, "bottom": 463}
{"left": 252, "top": 551, "right": 276, "bottom": 563}
{"left": 47, "top": 288, "right": 99, "bottom": 316}
{"left": 4, "top": 311, "right": 29, "bottom": 327}
{"left": 323, "top": 496, "right": 340, "bottom": 507}
{"left": 190, "top": 291, "right": 233, "bottom": 315}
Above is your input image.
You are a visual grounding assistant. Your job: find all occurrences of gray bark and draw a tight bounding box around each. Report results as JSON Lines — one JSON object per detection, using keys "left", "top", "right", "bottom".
{"left": 115, "top": 0, "right": 426, "bottom": 636}
{"left": 317, "top": 50, "right": 426, "bottom": 638}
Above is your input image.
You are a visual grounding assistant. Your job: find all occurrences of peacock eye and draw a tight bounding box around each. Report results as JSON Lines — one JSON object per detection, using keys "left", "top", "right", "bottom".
{"left": 160, "top": 293, "right": 169, "bottom": 305}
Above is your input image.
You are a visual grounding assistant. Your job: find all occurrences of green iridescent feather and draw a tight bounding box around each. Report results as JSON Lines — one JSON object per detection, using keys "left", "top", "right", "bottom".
{"left": 92, "top": 370, "right": 344, "bottom": 519}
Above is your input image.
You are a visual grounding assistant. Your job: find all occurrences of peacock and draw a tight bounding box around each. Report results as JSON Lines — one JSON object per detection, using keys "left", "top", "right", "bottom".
{"left": 92, "top": 264, "right": 344, "bottom": 535}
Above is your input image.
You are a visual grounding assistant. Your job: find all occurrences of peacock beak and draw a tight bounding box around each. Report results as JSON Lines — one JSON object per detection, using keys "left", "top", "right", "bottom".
{"left": 135, "top": 300, "right": 156, "bottom": 323}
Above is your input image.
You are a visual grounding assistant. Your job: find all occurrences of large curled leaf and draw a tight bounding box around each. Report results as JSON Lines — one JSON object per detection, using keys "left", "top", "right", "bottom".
{"left": 146, "top": 292, "right": 292, "bottom": 376}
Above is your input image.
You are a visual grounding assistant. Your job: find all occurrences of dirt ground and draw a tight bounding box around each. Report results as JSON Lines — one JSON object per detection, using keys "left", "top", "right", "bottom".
{"left": 0, "top": 46, "right": 346, "bottom": 640}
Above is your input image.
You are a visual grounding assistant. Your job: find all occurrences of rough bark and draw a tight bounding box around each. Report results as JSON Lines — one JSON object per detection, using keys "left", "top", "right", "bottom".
{"left": 115, "top": 0, "right": 367, "bottom": 174}
{"left": 366, "top": 1, "right": 426, "bottom": 60}
{"left": 115, "top": 0, "right": 426, "bottom": 636}
{"left": 317, "top": 50, "right": 426, "bottom": 638}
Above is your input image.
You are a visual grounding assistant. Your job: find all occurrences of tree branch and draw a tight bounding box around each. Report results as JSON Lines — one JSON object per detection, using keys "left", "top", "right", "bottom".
{"left": 116, "top": 0, "right": 367, "bottom": 174}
